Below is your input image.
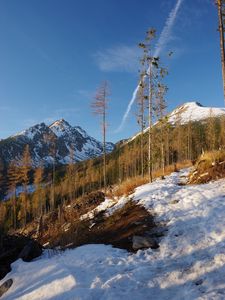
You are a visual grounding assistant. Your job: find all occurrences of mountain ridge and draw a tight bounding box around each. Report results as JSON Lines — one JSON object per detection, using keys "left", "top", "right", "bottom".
{"left": 0, "top": 119, "right": 114, "bottom": 167}
{"left": 129, "top": 101, "right": 225, "bottom": 143}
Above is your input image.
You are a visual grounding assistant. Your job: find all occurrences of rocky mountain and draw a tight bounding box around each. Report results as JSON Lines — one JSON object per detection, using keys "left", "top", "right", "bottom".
{"left": 0, "top": 119, "right": 114, "bottom": 167}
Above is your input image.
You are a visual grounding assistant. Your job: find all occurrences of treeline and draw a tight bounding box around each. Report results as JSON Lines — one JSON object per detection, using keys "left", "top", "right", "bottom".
{"left": 0, "top": 113, "right": 224, "bottom": 232}
{"left": 1, "top": 20, "right": 225, "bottom": 233}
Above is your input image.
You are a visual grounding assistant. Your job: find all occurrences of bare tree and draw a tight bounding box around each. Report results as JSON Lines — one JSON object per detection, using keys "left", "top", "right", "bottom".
{"left": 139, "top": 28, "right": 158, "bottom": 182}
{"left": 66, "top": 145, "right": 76, "bottom": 203}
{"left": 91, "top": 81, "right": 110, "bottom": 193}
{"left": 217, "top": 0, "right": 225, "bottom": 103}
{"left": 136, "top": 75, "right": 147, "bottom": 178}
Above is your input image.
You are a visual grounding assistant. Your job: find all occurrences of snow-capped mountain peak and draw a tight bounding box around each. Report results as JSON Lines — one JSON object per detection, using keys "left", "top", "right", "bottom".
{"left": 49, "top": 119, "right": 72, "bottom": 137}
{"left": 0, "top": 120, "right": 114, "bottom": 166}
{"left": 13, "top": 123, "right": 49, "bottom": 140}
{"left": 128, "top": 101, "right": 225, "bottom": 144}
{"left": 168, "top": 101, "right": 225, "bottom": 124}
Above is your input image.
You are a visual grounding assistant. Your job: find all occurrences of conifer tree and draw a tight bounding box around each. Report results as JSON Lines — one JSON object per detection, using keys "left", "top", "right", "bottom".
{"left": 155, "top": 83, "right": 168, "bottom": 178}
{"left": 33, "top": 165, "right": 45, "bottom": 217}
{"left": 172, "top": 108, "right": 182, "bottom": 167}
{"left": 219, "top": 115, "right": 225, "bottom": 147}
{"left": 207, "top": 109, "right": 216, "bottom": 151}
{"left": 44, "top": 134, "right": 57, "bottom": 211}
{"left": 0, "top": 160, "right": 5, "bottom": 196}
{"left": 7, "top": 160, "right": 19, "bottom": 229}
{"left": 91, "top": 81, "right": 110, "bottom": 193}
{"left": 0, "top": 202, "right": 6, "bottom": 247}
{"left": 19, "top": 145, "right": 32, "bottom": 225}
{"left": 66, "top": 146, "right": 76, "bottom": 203}
{"left": 187, "top": 118, "right": 193, "bottom": 161}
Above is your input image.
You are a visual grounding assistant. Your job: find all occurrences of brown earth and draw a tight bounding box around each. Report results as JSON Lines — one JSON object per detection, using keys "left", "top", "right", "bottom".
{"left": 0, "top": 234, "right": 42, "bottom": 280}
{"left": 52, "top": 201, "right": 160, "bottom": 252}
{"left": 3, "top": 193, "right": 162, "bottom": 281}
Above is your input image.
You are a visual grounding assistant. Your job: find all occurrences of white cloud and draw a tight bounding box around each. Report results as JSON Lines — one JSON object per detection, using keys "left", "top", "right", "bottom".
{"left": 94, "top": 45, "right": 140, "bottom": 73}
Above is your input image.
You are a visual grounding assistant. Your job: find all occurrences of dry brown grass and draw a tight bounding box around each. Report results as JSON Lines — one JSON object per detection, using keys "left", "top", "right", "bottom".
{"left": 113, "top": 176, "right": 149, "bottom": 198}
{"left": 113, "top": 160, "right": 192, "bottom": 198}
{"left": 153, "top": 160, "right": 192, "bottom": 179}
{"left": 195, "top": 150, "right": 225, "bottom": 173}
{"left": 188, "top": 150, "right": 225, "bottom": 184}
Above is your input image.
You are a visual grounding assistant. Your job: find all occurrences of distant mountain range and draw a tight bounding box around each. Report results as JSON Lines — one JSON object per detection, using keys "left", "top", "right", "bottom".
{"left": 1, "top": 102, "right": 224, "bottom": 168}
{"left": 0, "top": 119, "right": 114, "bottom": 167}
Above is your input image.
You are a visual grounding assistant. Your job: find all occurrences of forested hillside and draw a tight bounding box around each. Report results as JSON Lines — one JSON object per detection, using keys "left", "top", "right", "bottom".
{"left": 1, "top": 103, "right": 225, "bottom": 232}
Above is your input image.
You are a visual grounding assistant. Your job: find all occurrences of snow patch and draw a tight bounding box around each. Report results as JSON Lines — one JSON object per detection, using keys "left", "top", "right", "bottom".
{"left": 3, "top": 169, "right": 225, "bottom": 299}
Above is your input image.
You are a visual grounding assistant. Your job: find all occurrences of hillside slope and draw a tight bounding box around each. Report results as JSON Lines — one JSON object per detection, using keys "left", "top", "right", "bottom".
{"left": 168, "top": 101, "right": 225, "bottom": 124}
{"left": 2, "top": 169, "right": 225, "bottom": 299}
{"left": 129, "top": 101, "right": 225, "bottom": 143}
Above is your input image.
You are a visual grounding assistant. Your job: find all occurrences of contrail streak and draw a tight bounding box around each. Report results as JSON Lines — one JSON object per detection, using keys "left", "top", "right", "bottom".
{"left": 154, "top": 0, "right": 184, "bottom": 58}
{"left": 115, "top": 85, "right": 140, "bottom": 133}
{"left": 116, "top": 0, "right": 184, "bottom": 133}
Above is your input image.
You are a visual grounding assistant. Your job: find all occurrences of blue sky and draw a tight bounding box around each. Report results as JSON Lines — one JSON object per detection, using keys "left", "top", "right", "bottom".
{"left": 0, "top": 0, "right": 223, "bottom": 142}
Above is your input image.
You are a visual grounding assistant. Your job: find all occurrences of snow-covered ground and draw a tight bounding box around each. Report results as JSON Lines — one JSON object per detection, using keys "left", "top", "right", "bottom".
{"left": 2, "top": 169, "right": 225, "bottom": 299}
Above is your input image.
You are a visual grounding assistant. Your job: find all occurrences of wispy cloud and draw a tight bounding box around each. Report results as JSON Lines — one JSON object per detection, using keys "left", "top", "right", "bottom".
{"left": 154, "top": 0, "right": 184, "bottom": 57}
{"left": 94, "top": 45, "right": 140, "bottom": 73}
{"left": 116, "top": 0, "right": 184, "bottom": 132}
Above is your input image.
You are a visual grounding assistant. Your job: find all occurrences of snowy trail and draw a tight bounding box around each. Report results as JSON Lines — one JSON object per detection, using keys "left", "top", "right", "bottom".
{"left": 2, "top": 169, "right": 225, "bottom": 299}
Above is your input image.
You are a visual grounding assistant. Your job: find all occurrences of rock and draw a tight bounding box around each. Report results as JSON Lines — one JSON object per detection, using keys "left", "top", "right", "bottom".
{"left": 82, "top": 191, "right": 105, "bottom": 207}
{"left": 132, "top": 235, "right": 159, "bottom": 250}
{"left": 0, "top": 235, "right": 42, "bottom": 280}
{"left": 170, "top": 199, "right": 179, "bottom": 205}
{"left": 73, "top": 191, "right": 105, "bottom": 212}
{"left": 18, "top": 240, "right": 42, "bottom": 262}
{"left": 0, "top": 265, "right": 10, "bottom": 281}
{"left": 0, "top": 278, "right": 13, "bottom": 297}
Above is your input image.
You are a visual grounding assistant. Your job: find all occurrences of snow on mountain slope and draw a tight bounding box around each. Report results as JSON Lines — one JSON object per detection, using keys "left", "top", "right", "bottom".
{"left": 168, "top": 101, "right": 225, "bottom": 124}
{"left": 129, "top": 101, "right": 225, "bottom": 143}
{"left": 0, "top": 119, "right": 114, "bottom": 166}
{"left": 49, "top": 119, "right": 72, "bottom": 137}
{"left": 2, "top": 169, "right": 225, "bottom": 299}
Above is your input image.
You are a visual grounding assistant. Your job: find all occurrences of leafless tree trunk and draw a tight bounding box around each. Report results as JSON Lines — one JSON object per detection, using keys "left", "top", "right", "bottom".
{"left": 91, "top": 81, "right": 110, "bottom": 194}
{"left": 217, "top": 0, "right": 225, "bottom": 103}
{"left": 148, "top": 63, "right": 153, "bottom": 182}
